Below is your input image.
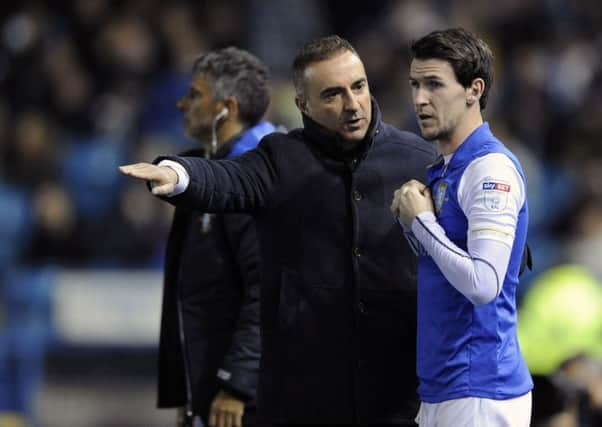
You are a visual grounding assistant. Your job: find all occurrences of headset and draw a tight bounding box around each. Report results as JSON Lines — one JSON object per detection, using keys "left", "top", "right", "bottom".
{"left": 210, "top": 107, "right": 229, "bottom": 156}
{"left": 215, "top": 107, "right": 229, "bottom": 122}
{"left": 202, "top": 106, "right": 230, "bottom": 232}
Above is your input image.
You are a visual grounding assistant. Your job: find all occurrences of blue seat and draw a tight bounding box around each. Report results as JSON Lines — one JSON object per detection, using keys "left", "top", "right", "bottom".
{"left": 0, "top": 267, "right": 54, "bottom": 419}
{"left": 61, "top": 137, "right": 126, "bottom": 220}
{"left": 0, "top": 184, "right": 32, "bottom": 269}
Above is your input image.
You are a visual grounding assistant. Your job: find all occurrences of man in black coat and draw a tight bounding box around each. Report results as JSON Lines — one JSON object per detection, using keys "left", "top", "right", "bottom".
{"left": 156, "top": 47, "right": 276, "bottom": 427}
{"left": 121, "top": 36, "right": 437, "bottom": 426}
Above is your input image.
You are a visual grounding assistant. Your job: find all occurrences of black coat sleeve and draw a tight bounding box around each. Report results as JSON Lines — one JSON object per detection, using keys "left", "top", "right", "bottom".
{"left": 214, "top": 213, "right": 261, "bottom": 402}
{"left": 156, "top": 139, "right": 280, "bottom": 214}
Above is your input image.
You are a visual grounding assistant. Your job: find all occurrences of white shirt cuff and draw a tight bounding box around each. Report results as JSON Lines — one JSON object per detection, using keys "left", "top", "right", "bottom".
{"left": 157, "top": 159, "right": 190, "bottom": 196}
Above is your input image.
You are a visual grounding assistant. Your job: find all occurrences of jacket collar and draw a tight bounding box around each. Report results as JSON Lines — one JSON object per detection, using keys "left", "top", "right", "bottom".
{"left": 300, "top": 97, "right": 382, "bottom": 162}
{"left": 179, "top": 134, "right": 243, "bottom": 160}
{"left": 182, "top": 120, "right": 275, "bottom": 159}
{"left": 213, "top": 130, "right": 244, "bottom": 159}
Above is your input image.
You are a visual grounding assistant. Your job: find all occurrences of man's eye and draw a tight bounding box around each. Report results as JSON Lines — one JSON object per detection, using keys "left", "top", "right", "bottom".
{"left": 428, "top": 81, "right": 442, "bottom": 89}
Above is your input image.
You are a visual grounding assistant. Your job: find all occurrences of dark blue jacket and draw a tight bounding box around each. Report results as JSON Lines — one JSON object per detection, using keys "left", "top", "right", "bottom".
{"left": 157, "top": 121, "right": 275, "bottom": 420}
{"left": 160, "top": 102, "right": 437, "bottom": 424}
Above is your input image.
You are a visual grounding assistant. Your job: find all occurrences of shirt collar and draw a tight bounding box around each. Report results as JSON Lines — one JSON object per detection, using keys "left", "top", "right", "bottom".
{"left": 445, "top": 122, "right": 493, "bottom": 171}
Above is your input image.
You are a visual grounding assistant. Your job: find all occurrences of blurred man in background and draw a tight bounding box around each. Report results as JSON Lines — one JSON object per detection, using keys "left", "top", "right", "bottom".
{"left": 392, "top": 28, "right": 533, "bottom": 426}
{"left": 157, "top": 47, "right": 275, "bottom": 427}
{"left": 120, "top": 35, "right": 436, "bottom": 425}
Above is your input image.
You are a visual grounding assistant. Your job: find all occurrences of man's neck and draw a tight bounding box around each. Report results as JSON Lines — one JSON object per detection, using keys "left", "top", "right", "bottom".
{"left": 202, "top": 120, "right": 245, "bottom": 152}
{"left": 437, "top": 111, "right": 483, "bottom": 155}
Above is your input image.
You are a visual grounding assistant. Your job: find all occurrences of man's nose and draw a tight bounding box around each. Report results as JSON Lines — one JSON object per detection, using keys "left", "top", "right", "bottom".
{"left": 176, "top": 97, "right": 186, "bottom": 111}
{"left": 413, "top": 87, "right": 429, "bottom": 107}
{"left": 343, "top": 91, "right": 360, "bottom": 111}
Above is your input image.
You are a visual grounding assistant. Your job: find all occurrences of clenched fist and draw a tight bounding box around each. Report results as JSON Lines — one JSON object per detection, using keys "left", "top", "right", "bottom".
{"left": 208, "top": 390, "right": 245, "bottom": 427}
{"left": 390, "top": 179, "right": 433, "bottom": 228}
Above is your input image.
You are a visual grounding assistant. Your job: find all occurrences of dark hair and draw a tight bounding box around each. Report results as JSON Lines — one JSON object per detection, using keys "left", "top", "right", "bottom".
{"left": 192, "top": 47, "right": 270, "bottom": 126}
{"left": 410, "top": 28, "right": 494, "bottom": 109}
{"left": 292, "top": 35, "right": 358, "bottom": 96}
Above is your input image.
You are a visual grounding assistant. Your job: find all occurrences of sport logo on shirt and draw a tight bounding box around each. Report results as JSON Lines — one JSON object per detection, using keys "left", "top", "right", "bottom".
{"left": 482, "top": 182, "right": 510, "bottom": 192}
{"left": 433, "top": 181, "right": 448, "bottom": 216}
{"left": 482, "top": 180, "right": 510, "bottom": 211}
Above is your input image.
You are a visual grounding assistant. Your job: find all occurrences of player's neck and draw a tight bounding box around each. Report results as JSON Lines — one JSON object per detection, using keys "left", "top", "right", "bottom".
{"left": 202, "top": 120, "right": 245, "bottom": 153}
{"left": 217, "top": 120, "right": 244, "bottom": 146}
{"left": 437, "top": 110, "right": 483, "bottom": 155}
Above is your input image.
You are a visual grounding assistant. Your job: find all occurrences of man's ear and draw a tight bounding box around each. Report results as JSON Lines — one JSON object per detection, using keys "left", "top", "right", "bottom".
{"left": 466, "top": 78, "right": 485, "bottom": 107}
{"left": 295, "top": 95, "right": 308, "bottom": 115}
{"left": 220, "top": 97, "right": 238, "bottom": 119}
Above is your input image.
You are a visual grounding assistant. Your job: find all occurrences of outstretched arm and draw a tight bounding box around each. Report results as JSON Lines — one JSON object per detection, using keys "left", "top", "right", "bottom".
{"left": 120, "top": 137, "right": 279, "bottom": 214}
{"left": 119, "top": 162, "right": 179, "bottom": 196}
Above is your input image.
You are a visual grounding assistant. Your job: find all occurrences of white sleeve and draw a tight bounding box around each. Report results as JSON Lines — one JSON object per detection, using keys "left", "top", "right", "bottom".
{"left": 411, "top": 153, "right": 525, "bottom": 305}
{"left": 156, "top": 159, "right": 190, "bottom": 196}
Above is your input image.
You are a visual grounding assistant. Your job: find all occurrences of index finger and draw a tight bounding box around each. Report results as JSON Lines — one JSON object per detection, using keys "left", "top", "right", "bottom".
{"left": 208, "top": 406, "right": 217, "bottom": 427}
{"left": 118, "top": 163, "right": 157, "bottom": 180}
{"left": 233, "top": 409, "right": 243, "bottom": 427}
{"left": 219, "top": 411, "right": 231, "bottom": 427}
{"left": 118, "top": 162, "right": 150, "bottom": 173}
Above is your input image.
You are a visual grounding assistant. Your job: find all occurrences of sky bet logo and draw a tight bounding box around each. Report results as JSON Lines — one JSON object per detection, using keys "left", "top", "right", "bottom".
{"left": 482, "top": 181, "right": 510, "bottom": 192}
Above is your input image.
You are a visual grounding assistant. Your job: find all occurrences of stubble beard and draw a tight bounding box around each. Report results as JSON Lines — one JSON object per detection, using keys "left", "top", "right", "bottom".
{"left": 420, "top": 120, "right": 450, "bottom": 143}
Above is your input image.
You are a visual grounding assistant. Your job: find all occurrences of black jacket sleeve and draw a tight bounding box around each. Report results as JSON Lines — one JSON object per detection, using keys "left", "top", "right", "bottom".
{"left": 156, "top": 139, "right": 280, "bottom": 214}
{"left": 215, "top": 213, "right": 261, "bottom": 402}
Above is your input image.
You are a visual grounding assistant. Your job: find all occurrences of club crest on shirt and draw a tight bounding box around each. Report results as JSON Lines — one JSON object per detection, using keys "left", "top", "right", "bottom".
{"left": 482, "top": 180, "right": 510, "bottom": 211}
{"left": 433, "top": 181, "right": 448, "bottom": 215}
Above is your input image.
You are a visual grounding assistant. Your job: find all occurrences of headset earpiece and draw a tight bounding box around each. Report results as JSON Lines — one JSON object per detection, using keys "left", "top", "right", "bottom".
{"left": 216, "top": 107, "right": 229, "bottom": 121}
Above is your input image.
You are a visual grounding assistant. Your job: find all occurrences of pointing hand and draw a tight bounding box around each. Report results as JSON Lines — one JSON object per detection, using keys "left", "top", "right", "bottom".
{"left": 119, "top": 163, "right": 179, "bottom": 196}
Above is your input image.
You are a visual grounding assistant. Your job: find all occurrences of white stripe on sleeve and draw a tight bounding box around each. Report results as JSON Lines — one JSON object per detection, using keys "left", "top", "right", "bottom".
{"left": 410, "top": 153, "right": 525, "bottom": 305}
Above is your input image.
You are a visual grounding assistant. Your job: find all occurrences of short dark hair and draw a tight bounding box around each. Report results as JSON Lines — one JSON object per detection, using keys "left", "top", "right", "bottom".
{"left": 410, "top": 28, "right": 494, "bottom": 109}
{"left": 292, "top": 35, "right": 358, "bottom": 96}
{"left": 192, "top": 47, "right": 270, "bottom": 126}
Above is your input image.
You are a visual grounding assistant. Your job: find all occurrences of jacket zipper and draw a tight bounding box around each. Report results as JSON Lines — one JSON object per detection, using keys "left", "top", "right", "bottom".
{"left": 177, "top": 289, "right": 194, "bottom": 421}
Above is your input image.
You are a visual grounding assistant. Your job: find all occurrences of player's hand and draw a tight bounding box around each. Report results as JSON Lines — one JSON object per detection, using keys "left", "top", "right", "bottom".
{"left": 118, "top": 162, "right": 178, "bottom": 196}
{"left": 208, "top": 390, "right": 245, "bottom": 427}
{"left": 391, "top": 179, "right": 433, "bottom": 228}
